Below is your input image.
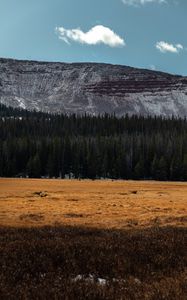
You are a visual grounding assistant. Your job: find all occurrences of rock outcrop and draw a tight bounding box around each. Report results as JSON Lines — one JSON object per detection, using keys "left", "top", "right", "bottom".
{"left": 0, "top": 57, "right": 187, "bottom": 117}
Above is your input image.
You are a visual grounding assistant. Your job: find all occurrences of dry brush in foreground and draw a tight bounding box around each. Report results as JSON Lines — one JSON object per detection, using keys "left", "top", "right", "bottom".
{"left": 0, "top": 226, "right": 186, "bottom": 299}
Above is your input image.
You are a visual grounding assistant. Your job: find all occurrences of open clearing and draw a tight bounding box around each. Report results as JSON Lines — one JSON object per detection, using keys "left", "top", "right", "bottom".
{"left": 0, "top": 178, "right": 186, "bottom": 228}
{"left": 0, "top": 179, "right": 187, "bottom": 299}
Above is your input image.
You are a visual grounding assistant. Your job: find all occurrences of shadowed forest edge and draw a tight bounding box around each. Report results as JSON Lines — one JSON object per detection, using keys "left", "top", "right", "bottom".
{"left": 1, "top": 104, "right": 187, "bottom": 180}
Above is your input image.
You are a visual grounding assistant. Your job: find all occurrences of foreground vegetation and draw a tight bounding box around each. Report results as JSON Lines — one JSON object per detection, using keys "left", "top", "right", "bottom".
{"left": 0, "top": 226, "right": 186, "bottom": 299}
{"left": 1, "top": 104, "right": 187, "bottom": 180}
{"left": 0, "top": 179, "right": 186, "bottom": 298}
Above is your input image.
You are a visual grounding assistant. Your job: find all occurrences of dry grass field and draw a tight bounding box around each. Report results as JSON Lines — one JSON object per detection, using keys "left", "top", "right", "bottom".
{"left": 0, "top": 178, "right": 187, "bottom": 229}
{"left": 0, "top": 179, "right": 187, "bottom": 299}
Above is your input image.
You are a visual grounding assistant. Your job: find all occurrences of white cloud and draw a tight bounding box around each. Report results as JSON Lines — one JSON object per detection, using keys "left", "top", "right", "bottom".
{"left": 55, "top": 25, "right": 125, "bottom": 47}
{"left": 156, "top": 41, "right": 183, "bottom": 53}
{"left": 149, "top": 64, "right": 156, "bottom": 70}
{"left": 122, "top": 0, "right": 166, "bottom": 6}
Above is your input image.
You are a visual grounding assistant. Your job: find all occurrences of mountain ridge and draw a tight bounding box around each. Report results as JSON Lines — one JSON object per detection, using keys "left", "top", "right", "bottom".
{"left": 0, "top": 57, "right": 187, "bottom": 117}
{"left": 0, "top": 57, "right": 183, "bottom": 77}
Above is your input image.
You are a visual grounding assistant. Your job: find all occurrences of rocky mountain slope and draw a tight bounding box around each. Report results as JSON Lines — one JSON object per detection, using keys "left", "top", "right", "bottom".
{"left": 0, "top": 57, "right": 187, "bottom": 117}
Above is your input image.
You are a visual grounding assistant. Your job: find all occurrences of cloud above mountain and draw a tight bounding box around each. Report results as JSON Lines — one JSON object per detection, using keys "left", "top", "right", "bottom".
{"left": 156, "top": 41, "right": 183, "bottom": 53}
{"left": 56, "top": 25, "right": 125, "bottom": 47}
{"left": 122, "top": 0, "right": 167, "bottom": 6}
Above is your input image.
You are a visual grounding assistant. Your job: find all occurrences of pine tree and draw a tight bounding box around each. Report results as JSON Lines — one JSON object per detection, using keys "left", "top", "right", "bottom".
{"left": 157, "top": 157, "right": 168, "bottom": 181}
{"left": 134, "top": 159, "right": 144, "bottom": 179}
{"left": 27, "top": 154, "right": 41, "bottom": 178}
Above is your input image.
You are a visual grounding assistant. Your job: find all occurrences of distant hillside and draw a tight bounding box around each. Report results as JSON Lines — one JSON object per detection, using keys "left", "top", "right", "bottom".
{"left": 0, "top": 58, "right": 187, "bottom": 117}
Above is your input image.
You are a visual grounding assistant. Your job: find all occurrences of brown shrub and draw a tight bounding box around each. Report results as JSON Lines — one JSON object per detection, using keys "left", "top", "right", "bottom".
{"left": 0, "top": 226, "right": 186, "bottom": 299}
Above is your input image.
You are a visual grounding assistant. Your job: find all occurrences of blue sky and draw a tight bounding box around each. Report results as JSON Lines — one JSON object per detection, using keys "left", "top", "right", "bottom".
{"left": 0, "top": 0, "right": 186, "bottom": 75}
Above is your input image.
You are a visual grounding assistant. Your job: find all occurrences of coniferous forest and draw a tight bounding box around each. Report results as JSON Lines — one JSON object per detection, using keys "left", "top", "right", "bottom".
{"left": 0, "top": 103, "right": 187, "bottom": 181}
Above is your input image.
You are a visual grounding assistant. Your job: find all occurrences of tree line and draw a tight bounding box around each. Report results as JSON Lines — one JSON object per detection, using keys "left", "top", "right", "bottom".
{"left": 0, "top": 104, "right": 187, "bottom": 181}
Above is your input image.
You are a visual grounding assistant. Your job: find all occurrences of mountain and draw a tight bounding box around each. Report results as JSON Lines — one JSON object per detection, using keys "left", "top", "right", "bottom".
{"left": 0, "top": 57, "right": 187, "bottom": 117}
